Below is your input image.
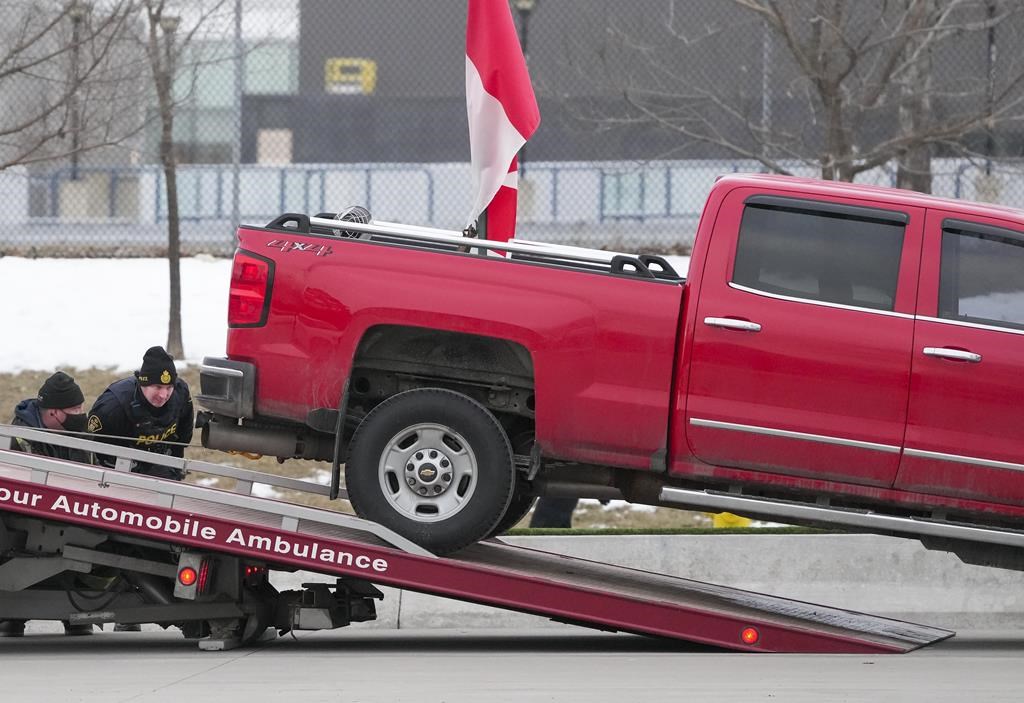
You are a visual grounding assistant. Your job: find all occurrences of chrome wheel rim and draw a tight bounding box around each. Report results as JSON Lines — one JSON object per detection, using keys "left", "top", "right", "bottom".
{"left": 377, "top": 422, "right": 478, "bottom": 522}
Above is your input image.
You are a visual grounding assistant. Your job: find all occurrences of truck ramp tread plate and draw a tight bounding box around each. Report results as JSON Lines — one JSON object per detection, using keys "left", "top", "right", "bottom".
{"left": 0, "top": 458, "right": 951, "bottom": 653}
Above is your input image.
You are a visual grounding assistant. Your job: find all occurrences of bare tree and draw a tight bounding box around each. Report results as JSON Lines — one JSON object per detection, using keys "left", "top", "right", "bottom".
{"left": 0, "top": 0, "right": 141, "bottom": 172}
{"left": 1, "top": 1, "right": 247, "bottom": 358}
{"left": 139, "top": 0, "right": 232, "bottom": 358}
{"left": 563, "top": 0, "right": 1024, "bottom": 190}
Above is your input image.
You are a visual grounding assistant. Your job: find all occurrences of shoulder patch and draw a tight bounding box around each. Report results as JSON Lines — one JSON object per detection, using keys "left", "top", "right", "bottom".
{"left": 88, "top": 415, "right": 102, "bottom": 433}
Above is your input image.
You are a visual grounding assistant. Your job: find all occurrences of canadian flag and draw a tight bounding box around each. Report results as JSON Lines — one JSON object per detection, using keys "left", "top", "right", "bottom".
{"left": 465, "top": 0, "right": 540, "bottom": 242}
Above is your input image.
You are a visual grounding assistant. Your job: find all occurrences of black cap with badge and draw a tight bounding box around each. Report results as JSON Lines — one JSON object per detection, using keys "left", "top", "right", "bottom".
{"left": 135, "top": 346, "right": 178, "bottom": 386}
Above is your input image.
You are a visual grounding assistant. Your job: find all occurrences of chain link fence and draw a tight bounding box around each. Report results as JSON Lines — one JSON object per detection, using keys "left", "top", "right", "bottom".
{"left": 2, "top": 0, "right": 1024, "bottom": 257}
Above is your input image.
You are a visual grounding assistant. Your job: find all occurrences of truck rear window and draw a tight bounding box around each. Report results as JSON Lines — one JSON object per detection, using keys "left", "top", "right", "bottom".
{"left": 732, "top": 200, "right": 905, "bottom": 311}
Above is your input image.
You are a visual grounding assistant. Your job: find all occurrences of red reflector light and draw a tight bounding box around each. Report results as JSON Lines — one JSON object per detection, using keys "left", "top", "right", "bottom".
{"left": 197, "top": 559, "right": 211, "bottom": 594}
{"left": 228, "top": 252, "right": 272, "bottom": 326}
{"left": 178, "top": 566, "right": 198, "bottom": 587}
{"left": 741, "top": 627, "right": 760, "bottom": 645}
{"left": 243, "top": 564, "right": 267, "bottom": 579}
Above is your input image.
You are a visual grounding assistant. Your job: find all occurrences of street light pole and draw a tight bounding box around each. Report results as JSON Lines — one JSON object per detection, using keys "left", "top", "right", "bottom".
{"left": 231, "top": 0, "right": 243, "bottom": 228}
{"left": 513, "top": 0, "right": 536, "bottom": 179}
{"left": 68, "top": 1, "right": 90, "bottom": 181}
{"left": 761, "top": 18, "right": 772, "bottom": 166}
{"left": 160, "top": 14, "right": 180, "bottom": 90}
{"left": 159, "top": 13, "right": 180, "bottom": 163}
{"left": 985, "top": 0, "right": 996, "bottom": 176}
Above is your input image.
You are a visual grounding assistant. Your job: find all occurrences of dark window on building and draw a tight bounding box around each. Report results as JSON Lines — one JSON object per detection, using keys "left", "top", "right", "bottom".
{"left": 733, "top": 200, "right": 906, "bottom": 311}
{"left": 940, "top": 223, "right": 1024, "bottom": 331}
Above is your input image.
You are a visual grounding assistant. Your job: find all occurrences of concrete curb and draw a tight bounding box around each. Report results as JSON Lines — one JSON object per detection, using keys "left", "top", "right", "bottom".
{"left": 271, "top": 533, "right": 1024, "bottom": 631}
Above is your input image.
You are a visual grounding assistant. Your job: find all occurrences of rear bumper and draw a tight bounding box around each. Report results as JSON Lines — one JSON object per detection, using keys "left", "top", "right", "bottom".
{"left": 197, "top": 357, "right": 255, "bottom": 419}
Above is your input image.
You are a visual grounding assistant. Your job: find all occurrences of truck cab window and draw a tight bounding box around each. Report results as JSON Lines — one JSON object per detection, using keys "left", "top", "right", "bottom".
{"left": 940, "top": 223, "right": 1024, "bottom": 331}
{"left": 733, "top": 201, "right": 905, "bottom": 311}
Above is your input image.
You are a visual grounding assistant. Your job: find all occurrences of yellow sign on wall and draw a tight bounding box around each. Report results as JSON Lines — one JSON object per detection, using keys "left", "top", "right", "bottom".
{"left": 325, "top": 58, "right": 377, "bottom": 95}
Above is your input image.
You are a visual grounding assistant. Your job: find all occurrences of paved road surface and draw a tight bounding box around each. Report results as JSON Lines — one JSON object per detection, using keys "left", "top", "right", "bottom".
{"left": 1, "top": 626, "right": 1021, "bottom": 702}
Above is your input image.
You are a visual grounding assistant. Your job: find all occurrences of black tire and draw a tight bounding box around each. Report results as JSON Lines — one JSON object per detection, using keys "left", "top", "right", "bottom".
{"left": 486, "top": 475, "right": 536, "bottom": 537}
{"left": 486, "top": 431, "right": 536, "bottom": 538}
{"left": 345, "top": 388, "right": 515, "bottom": 554}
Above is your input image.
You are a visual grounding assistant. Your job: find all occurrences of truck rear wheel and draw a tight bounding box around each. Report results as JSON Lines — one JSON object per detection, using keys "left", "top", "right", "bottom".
{"left": 486, "top": 473, "right": 535, "bottom": 537}
{"left": 486, "top": 430, "right": 536, "bottom": 537}
{"left": 346, "top": 388, "right": 515, "bottom": 554}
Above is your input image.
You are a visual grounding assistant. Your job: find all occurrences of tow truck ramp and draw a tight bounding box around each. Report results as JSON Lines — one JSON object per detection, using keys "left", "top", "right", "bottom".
{"left": 0, "top": 426, "right": 952, "bottom": 653}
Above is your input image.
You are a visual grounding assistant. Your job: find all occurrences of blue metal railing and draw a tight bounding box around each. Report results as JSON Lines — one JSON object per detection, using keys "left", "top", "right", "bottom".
{"left": 25, "top": 158, "right": 1024, "bottom": 227}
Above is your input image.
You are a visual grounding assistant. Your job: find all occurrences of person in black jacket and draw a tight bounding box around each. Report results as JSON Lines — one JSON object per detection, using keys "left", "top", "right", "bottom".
{"left": 87, "top": 346, "right": 193, "bottom": 481}
{"left": 1, "top": 371, "right": 94, "bottom": 637}
{"left": 9, "top": 371, "right": 91, "bottom": 463}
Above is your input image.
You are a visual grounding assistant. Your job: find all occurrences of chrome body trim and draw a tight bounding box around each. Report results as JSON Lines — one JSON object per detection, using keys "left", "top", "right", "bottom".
{"left": 727, "top": 282, "right": 913, "bottom": 319}
{"left": 199, "top": 364, "right": 246, "bottom": 378}
{"left": 916, "top": 315, "right": 1024, "bottom": 337}
{"left": 689, "top": 418, "right": 901, "bottom": 453}
{"left": 728, "top": 285, "right": 1024, "bottom": 333}
{"left": 659, "top": 486, "right": 1024, "bottom": 550}
{"left": 904, "top": 448, "right": 1024, "bottom": 474}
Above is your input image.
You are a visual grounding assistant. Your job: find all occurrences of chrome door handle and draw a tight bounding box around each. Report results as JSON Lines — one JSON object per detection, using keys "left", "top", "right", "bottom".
{"left": 704, "top": 317, "right": 761, "bottom": 332}
{"left": 923, "top": 347, "right": 982, "bottom": 363}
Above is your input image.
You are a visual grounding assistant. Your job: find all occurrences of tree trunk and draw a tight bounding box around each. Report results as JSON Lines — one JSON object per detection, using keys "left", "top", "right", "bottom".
{"left": 158, "top": 72, "right": 183, "bottom": 359}
{"left": 896, "top": 142, "right": 932, "bottom": 194}
{"left": 896, "top": 8, "right": 934, "bottom": 194}
{"left": 820, "top": 90, "right": 855, "bottom": 182}
{"left": 162, "top": 126, "right": 183, "bottom": 359}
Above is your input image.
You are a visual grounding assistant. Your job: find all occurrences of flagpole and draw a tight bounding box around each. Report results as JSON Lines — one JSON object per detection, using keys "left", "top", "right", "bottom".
{"left": 513, "top": 0, "right": 537, "bottom": 179}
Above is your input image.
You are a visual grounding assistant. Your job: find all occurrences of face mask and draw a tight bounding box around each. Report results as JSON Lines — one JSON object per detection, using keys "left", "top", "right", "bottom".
{"left": 61, "top": 413, "right": 88, "bottom": 433}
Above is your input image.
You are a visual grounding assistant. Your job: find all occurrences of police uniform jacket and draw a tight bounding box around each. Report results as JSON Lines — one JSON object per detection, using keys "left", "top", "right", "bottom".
{"left": 87, "top": 378, "right": 194, "bottom": 478}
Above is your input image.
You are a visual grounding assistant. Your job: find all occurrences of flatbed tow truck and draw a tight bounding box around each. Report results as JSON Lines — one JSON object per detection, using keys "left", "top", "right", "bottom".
{"left": 0, "top": 425, "right": 953, "bottom": 654}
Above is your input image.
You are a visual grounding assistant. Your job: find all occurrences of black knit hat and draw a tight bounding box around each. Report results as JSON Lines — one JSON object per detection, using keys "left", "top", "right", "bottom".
{"left": 37, "top": 371, "right": 85, "bottom": 409}
{"left": 135, "top": 346, "right": 177, "bottom": 386}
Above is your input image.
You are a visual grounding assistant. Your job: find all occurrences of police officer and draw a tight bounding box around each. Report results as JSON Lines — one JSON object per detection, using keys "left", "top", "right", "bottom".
{"left": 1, "top": 371, "right": 94, "bottom": 637}
{"left": 87, "top": 346, "right": 193, "bottom": 481}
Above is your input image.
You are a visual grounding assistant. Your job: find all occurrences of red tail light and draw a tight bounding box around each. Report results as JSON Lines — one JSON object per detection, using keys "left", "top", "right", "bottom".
{"left": 178, "top": 566, "right": 198, "bottom": 586}
{"left": 242, "top": 564, "right": 268, "bottom": 587}
{"left": 228, "top": 251, "right": 273, "bottom": 326}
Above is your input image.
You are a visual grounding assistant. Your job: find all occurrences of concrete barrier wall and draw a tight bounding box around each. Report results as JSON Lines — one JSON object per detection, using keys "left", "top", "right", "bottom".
{"left": 270, "top": 534, "right": 1024, "bottom": 631}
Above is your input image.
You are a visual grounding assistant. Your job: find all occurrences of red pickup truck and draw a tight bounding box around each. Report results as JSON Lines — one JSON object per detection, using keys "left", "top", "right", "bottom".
{"left": 198, "top": 174, "right": 1024, "bottom": 555}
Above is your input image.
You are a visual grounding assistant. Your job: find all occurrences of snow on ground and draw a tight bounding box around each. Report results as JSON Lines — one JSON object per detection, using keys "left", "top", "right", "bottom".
{"left": 0, "top": 256, "right": 232, "bottom": 372}
{"left": 0, "top": 254, "right": 690, "bottom": 373}
{"left": 585, "top": 499, "right": 657, "bottom": 513}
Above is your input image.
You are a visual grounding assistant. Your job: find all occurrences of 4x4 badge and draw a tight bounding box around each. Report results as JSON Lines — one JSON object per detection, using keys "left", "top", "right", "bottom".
{"left": 267, "top": 239, "right": 333, "bottom": 257}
